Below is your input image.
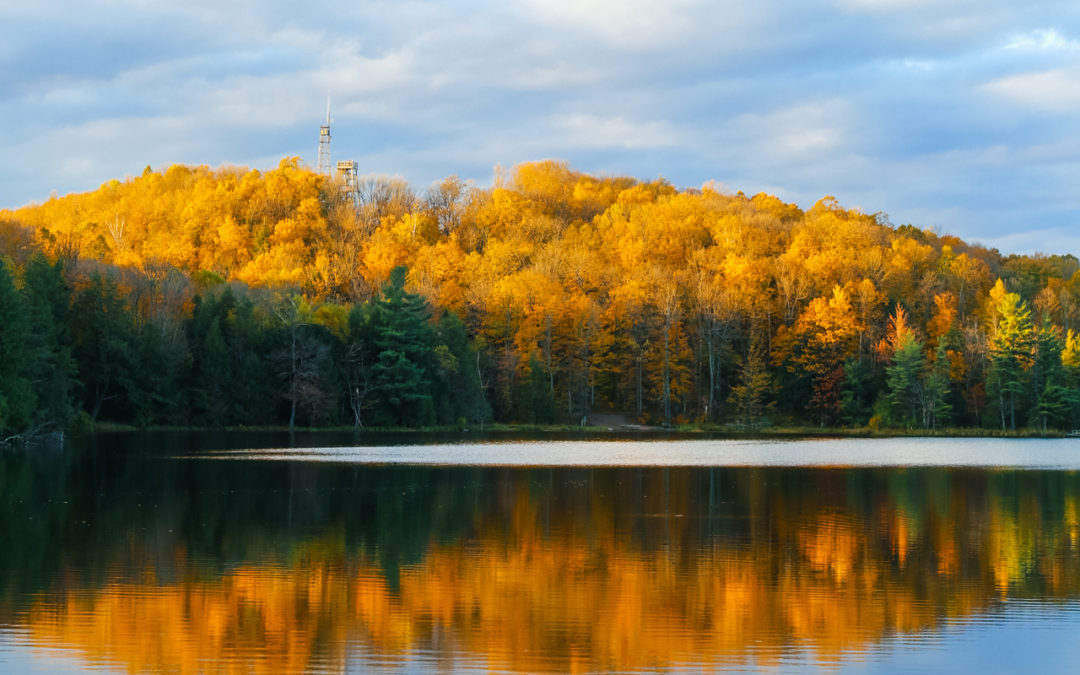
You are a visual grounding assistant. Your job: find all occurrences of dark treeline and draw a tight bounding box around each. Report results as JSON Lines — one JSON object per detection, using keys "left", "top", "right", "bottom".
{"left": 1, "top": 159, "right": 1080, "bottom": 438}
{"left": 0, "top": 257, "right": 489, "bottom": 437}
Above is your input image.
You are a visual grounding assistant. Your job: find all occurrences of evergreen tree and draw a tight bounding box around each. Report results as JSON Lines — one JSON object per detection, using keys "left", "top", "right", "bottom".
{"left": 1031, "top": 317, "right": 1076, "bottom": 431}
{"left": 129, "top": 321, "right": 182, "bottom": 426}
{"left": 885, "top": 333, "right": 925, "bottom": 428}
{"left": 186, "top": 289, "right": 237, "bottom": 425}
{"left": 228, "top": 294, "right": 274, "bottom": 425}
{"left": 70, "top": 272, "right": 136, "bottom": 421}
{"left": 728, "top": 344, "right": 774, "bottom": 429}
{"left": 372, "top": 349, "right": 432, "bottom": 426}
{"left": 0, "top": 259, "right": 34, "bottom": 440}
{"left": 370, "top": 267, "right": 436, "bottom": 427}
{"left": 923, "top": 341, "right": 952, "bottom": 430}
{"left": 512, "top": 353, "right": 554, "bottom": 425}
{"left": 21, "top": 253, "right": 76, "bottom": 432}
{"left": 840, "top": 356, "right": 876, "bottom": 427}
{"left": 197, "top": 317, "right": 231, "bottom": 426}
{"left": 1063, "top": 330, "right": 1080, "bottom": 429}
{"left": 434, "top": 311, "right": 491, "bottom": 426}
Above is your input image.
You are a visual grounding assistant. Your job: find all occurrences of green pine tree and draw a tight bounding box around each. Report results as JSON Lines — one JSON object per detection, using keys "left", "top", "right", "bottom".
{"left": 370, "top": 266, "right": 436, "bottom": 427}
{"left": 885, "top": 333, "right": 925, "bottom": 428}
{"left": 21, "top": 253, "right": 76, "bottom": 432}
{"left": 1031, "top": 317, "right": 1077, "bottom": 432}
{"left": 435, "top": 311, "right": 491, "bottom": 426}
{"left": 0, "top": 259, "right": 34, "bottom": 441}
{"left": 70, "top": 272, "right": 135, "bottom": 422}
{"left": 923, "top": 341, "right": 952, "bottom": 430}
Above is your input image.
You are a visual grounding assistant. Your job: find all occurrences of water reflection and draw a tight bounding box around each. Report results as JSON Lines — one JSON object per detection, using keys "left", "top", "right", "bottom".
{"left": 1, "top": 439, "right": 1079, "bottom": 672}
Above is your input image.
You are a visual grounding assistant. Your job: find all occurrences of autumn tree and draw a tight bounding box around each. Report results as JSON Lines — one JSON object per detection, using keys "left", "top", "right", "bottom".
{"left": 987, "top": 280, "right": 1035, "bottom": 430}
{"left": 11, "top": 159, "right": 1080, "bottom": 431}
{"left": 777, "top": 285, "right": 863, "bottom": 425}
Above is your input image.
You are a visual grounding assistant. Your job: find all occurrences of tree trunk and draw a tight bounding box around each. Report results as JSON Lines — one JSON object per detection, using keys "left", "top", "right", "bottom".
{"left": 663, "top": 320, "right": 672, "bottom": 425}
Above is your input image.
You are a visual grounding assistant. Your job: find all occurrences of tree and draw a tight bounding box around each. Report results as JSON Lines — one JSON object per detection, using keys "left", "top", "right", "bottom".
{"left": 0, "top": 259, "right": 34, "bottom": 440}
{"left": 21, "top": 253, "right": 76, "bottom": 432}
{"left": 198, "top": 317, "right": 231, "bottom": 426}
{"left": 70, "top": 272, "right": 136, "bottom": 421}
{"left": 129, "top": 320, "right": 181, "bottom": 426}
{"left": 841, "top": 357, "right": 876, "bottom": 427}
{"left": 1031, "top": 317, "right": 1076, "bottom": 431}
{"left": 780, "top": 285, "right": 864, "bottom": 425}
{"left": 433, "top": 310, "right": 491, "bottom": 425}
{"left": 345, "top": 302, "right": 377, "bottom": 428}
{"left": 649, "top": 269, "right": 687, "bottom": 425}
{"left": 885, "top": 334, "right": 925, "bottom": 428}
{"left": 690, "top": 256, "right": 738, "bottom": 421}
{"left": 187, "top": 289, "right": 237, "bottom": 426}
{"left": 273, "top": 294, "right": 332, "bottom": 429}
{"left": 1063, "top": 330, "right": 1080, "bottom": 429}
{"left": 987, "top": 281, "right": 1035, "bottom": 430}
{"left": 728, "top": 344, "right": 773, "bottom": 429}
{"left": 923, "top": 341, "right": 953, "bottom": 430}
{"left": 884, "top": 307, "right": 925, "bottom": 428}
{"left": 369, "top": 266, "right": 436, "bottom": 427}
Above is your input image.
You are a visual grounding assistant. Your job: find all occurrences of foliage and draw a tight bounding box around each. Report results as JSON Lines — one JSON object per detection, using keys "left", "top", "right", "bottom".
{"left": 0, "top": 160, "right": 1078, "bottom": 431}
{"left": 728, "top": 344, "right": 774, "bottom": 429}
{"left": 0, "top": 259, "right": 34, "bottom": 439}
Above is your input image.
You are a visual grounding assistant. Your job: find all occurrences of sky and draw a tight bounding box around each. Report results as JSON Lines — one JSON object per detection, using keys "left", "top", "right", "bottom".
{"left": 2, "top": 0, "right": 1079, "bottom": 256}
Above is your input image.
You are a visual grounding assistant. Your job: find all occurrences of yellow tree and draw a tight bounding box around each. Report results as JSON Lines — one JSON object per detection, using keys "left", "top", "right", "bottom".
{"left": 689, "top": 250, "right": 741, "bottom": 421}
{"left": 604, "top": 275, "right": 651, "bottom": 419}
{"left": 939, "top": 246, "right": 991, "bottom": 320}
{"left": 782, "top": 285, "right": 864, "bottom": 424}
{"left": 647, "top": 267, "right": 689, "bottom": 425}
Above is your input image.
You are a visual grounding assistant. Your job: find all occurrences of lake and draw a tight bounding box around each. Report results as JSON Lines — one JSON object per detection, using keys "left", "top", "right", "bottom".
{"left": 1, "top": 433, "right": 1079, "bottom": 673}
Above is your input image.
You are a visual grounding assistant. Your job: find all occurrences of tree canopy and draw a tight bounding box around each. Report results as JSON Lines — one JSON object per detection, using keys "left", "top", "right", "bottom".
{"left": 1, "top": 158, "right": 1078, "bottom": 436}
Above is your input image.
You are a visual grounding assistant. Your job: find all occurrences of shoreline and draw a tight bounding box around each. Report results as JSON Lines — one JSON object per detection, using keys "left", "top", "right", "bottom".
{"left": 84, "top": 422, "right": 1076, "bottom": 440}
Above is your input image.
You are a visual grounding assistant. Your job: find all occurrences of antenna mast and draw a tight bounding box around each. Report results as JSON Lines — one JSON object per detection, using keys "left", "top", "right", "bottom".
{"left": 316, "top": 95, "right": 332, "bottom": 175}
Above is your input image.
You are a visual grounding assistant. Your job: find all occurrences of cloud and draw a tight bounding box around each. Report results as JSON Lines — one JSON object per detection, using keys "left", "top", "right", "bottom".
{"left": 519, "top": 0, "right": 706, "bottom": 49}
{"left": 834, "top": 0, "right": 938, "bottom": 11}
{"left": 729, "top": 101, "right": 856, "bottom": 165}
{"left": 982, "top": 68, "right": 1080, "bottom": 112}
{"left": 989, "top": 228, "right": 1080, "bottom": 257}
{"left": 550, "top": 114, "right": 683, "bottom": 149}
{"left": 1005, "top": 28, "right": 1080, "bottom": 51}
{"left": 2, "top": 0, "right": 1080, "bottom": 256}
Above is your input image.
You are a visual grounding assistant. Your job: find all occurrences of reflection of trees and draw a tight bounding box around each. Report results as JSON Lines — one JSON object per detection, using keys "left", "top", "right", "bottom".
{"left": 3, "top": 446, "right": 1080, "bottom": 672}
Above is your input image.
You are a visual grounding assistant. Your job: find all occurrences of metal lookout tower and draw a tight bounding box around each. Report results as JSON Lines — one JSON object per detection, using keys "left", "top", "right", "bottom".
{"left": 315, "top": 94, "right": 360, "bottom": 206}
{"left": 316, "top": 96, "right": 332, "bottom": 175}
{"left": 336, "top": 160, "right": 358, "bottom": 192}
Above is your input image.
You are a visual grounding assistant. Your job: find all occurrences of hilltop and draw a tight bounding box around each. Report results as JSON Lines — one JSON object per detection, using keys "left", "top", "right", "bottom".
{"left": 1, "top": 159, "right": 1078, "bottom": 435}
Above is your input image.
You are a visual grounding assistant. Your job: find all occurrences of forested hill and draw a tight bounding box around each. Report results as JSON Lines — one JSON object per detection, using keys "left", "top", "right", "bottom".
{"left": 1, "top": 158, "right": 1078, "bottom": 438}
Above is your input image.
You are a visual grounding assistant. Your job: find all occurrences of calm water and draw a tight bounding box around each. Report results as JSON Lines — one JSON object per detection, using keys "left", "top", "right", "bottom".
{"left": 1, "top": 433, "right": 1079, "bottom": 673}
